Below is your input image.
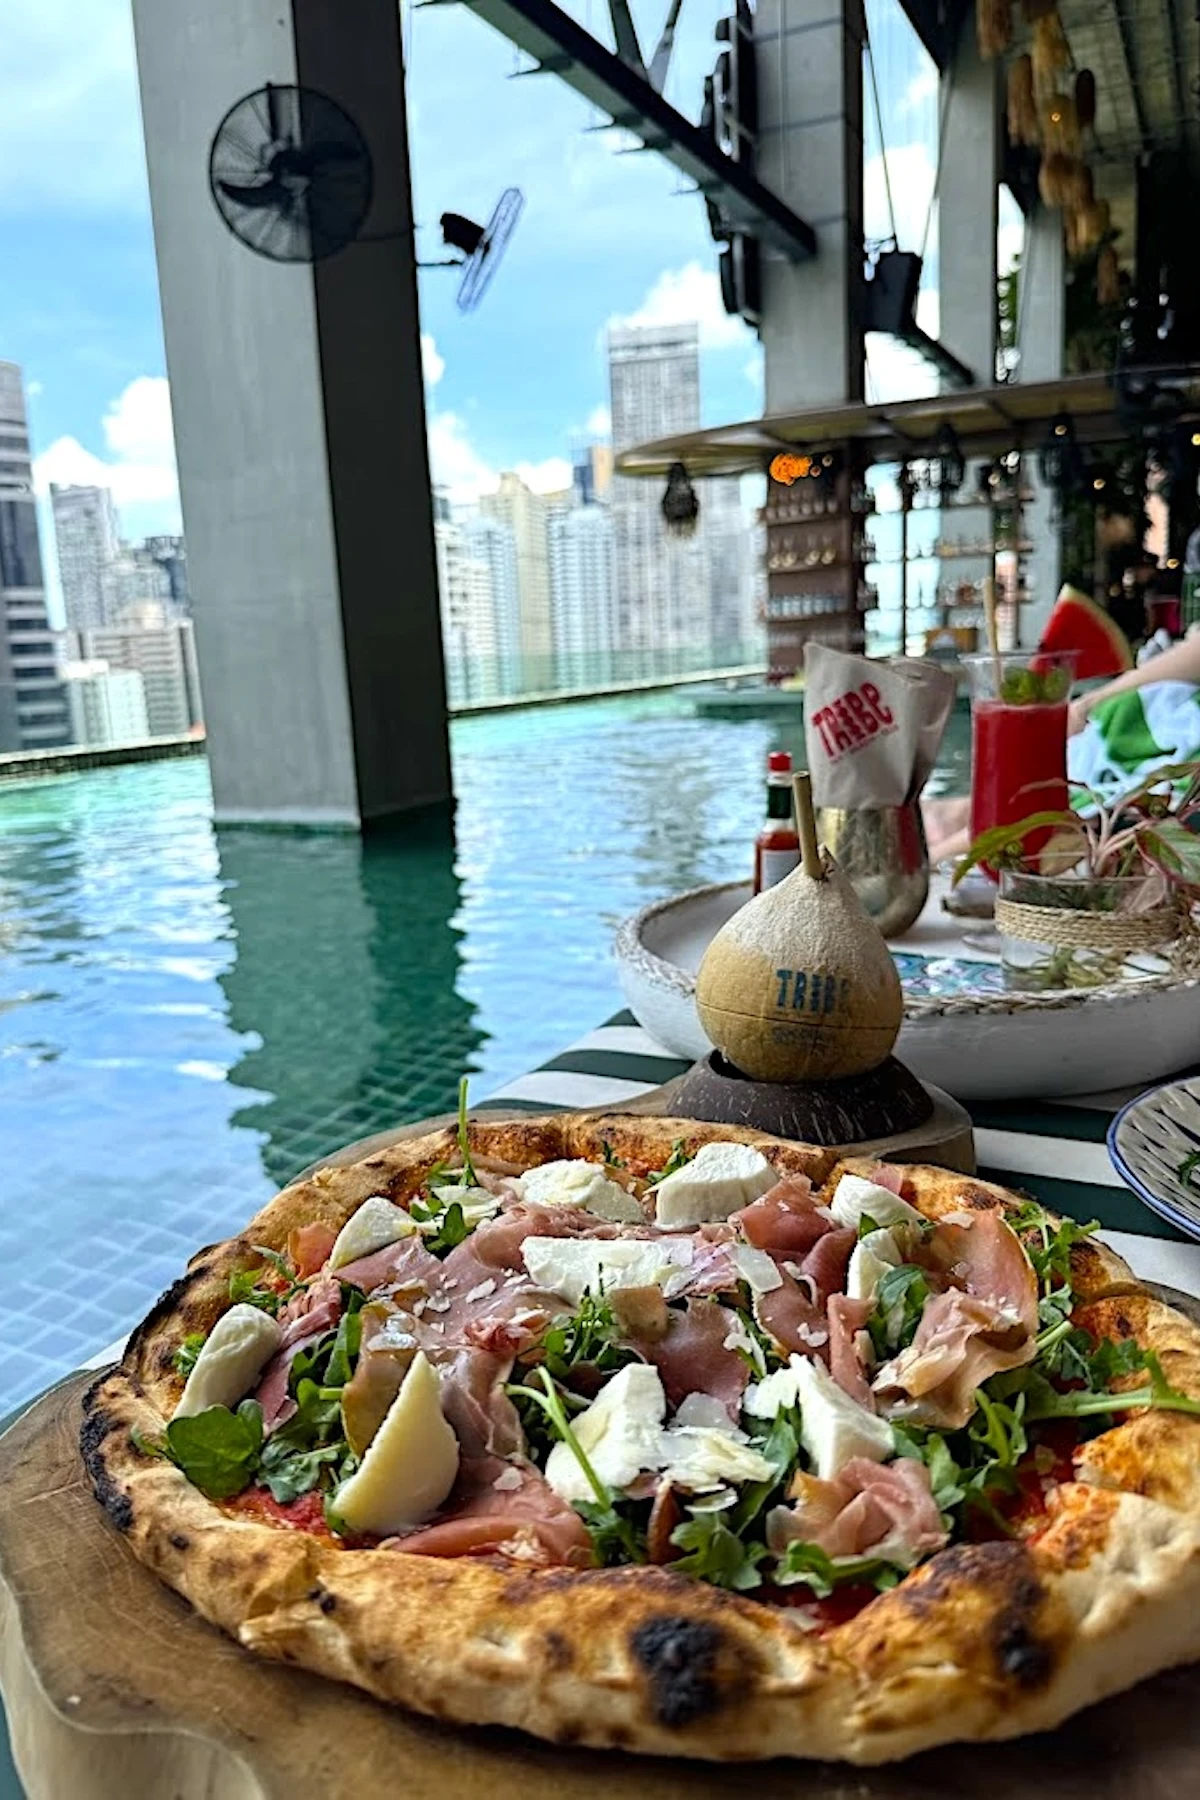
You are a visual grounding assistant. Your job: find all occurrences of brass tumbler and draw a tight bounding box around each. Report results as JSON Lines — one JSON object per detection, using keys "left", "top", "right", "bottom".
{"left": 815, "top": 803, "right": 929, "bottom": 938}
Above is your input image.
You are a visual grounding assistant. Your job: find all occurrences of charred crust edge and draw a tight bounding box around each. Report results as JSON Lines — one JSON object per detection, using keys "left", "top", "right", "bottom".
{"left": 630, "top": 1615, "right": 725, "bottom": 1729}
{"left": 79, "top": 1386, "right": 133, "bottom": 1533}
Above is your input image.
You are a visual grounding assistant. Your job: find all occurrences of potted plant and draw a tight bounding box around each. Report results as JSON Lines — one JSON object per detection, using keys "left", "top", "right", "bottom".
{"left": 955, "top": 762, "right": 1200, "bottom": 990}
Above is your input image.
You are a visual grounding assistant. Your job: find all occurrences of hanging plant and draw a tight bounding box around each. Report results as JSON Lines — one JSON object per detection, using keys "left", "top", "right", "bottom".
{"left": 1076, "top": 198, "right": 1112, "bottom": 254}
{"left": 1032, "top": 11, "right": 1072, "bottom": 92}
{"left": 977, "top": 0, "right": 1013, "bottom": 60}
{"left": 1067, "top": 162, "right": 1095, "bottom": 212}
{"left": 1008, "top": 56, "right": 1040, "bottom": 147}
{"left": 1075, "top": 69, "right": 1097, "bottom": 131}
{"left": 1097, "top": 243, "right": 1121, "bottom": 307}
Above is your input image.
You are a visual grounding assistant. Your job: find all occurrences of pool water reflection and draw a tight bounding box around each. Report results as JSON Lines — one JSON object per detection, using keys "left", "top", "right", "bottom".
{"left": 0, "top": 691, "right": 969, "bottom": 1407}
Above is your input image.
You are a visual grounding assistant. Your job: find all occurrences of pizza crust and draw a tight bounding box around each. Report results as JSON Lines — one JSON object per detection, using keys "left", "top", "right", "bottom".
{"left": 83, "top": 1118, "right": 1200, "bottom": 1762}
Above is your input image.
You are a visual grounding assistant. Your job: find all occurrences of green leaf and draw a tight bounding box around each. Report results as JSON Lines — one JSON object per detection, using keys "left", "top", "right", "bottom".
{"left": 773, "top": 1540, "right": 901, "bottom": 1597}
{"left": 540, "top": 1291, "right": 638, "bottom": 1384}
{"left": 647, "top": 1139, "right": 691, "bottom": 1185}
{"left": 669, "top": 1512, "right": 768, "bottom": 1591}
{"left": 407, "top": 1192, "right": 472, "bottom": 1255}
{"left": 1178, "top": 1149, "right": 1200, "bottom": 1193}
{"left": 599, "top": 1138, "right": 626, "bottom": 1169}
{"left": 229, "top": 1269, "right": 284, "bottom": 1315}
{"left": 258, "top": 1440, "right": 342, "bottom": 1504}
{"left": 324, "top": 1308, "right": 363, "bottom": 1390}
{"left": 857, "top": 1213, "right": 881, "bottom": 1240}
{"left": 506, "top": 1367, "right": 645, "bottom": 1562}
{"left": 160, "top": 1401, "right": 264, "bottom": 1499}
{"left": 868, "top": 1264, "right": 930, "bottom": 1357}
{"left": 455, "top": 1075, "right": 479, "bottom": 1188}
{"left": 732, "top": 1409, "right": 800, "bottom": 1534}
{"left": 953, "top": 811, "right": 1081, "bottom": 885}
{"left": 172, "top": 1332, "right": 206, "bottom": 1378}
{"left": 575, "top": 1498, "right": 646, "bottom": 1567}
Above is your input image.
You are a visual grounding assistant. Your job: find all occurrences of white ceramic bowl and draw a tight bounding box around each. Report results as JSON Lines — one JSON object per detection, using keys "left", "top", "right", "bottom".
{"left": 615, "top": 882, "right": 1200, "bottom": 1103}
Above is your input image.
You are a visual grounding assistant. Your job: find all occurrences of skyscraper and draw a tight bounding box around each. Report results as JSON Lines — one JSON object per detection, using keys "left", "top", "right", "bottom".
{"left": 479, "top": 472, "right": 574, "bottom": 688}
{"left": 607, "top": 324, "right": 710, "bottom": 656}
{"left": 433, "top": 507, "right": 497, "bottom": 706}
{"left": 463, "top": 513, "right": 522, "bottom": 697}
{"left": 60, "top": 621, "right": 203, "bottom": 737}
{"left": 549, "top": 504, "right": 615, "bottom": 686}
{"left": 0, "top": 362, "right": 69, "bottom": 752}
{"left": 50, "top": 484, "right": 121, "bottom": 630}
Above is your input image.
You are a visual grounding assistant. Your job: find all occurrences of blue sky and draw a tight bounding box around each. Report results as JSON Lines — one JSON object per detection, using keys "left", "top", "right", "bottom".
{"left": 2, "top": 0, "right": 968, "bottom": 597}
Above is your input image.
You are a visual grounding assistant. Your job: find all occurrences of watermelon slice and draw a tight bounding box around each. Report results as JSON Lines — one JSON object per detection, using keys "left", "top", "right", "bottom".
{"left": 1037, "top": 584, "right": 1133, "bottom": 680}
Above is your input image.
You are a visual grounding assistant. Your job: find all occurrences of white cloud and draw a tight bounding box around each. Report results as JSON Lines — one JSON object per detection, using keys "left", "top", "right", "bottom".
{"left": 427, "top": 410, "right": 572, "bottom": 503}
{"left": 586, "top": 403, "right": 611, "bottom": 438}
{"left": 864, "top": 142, "right": 936, "bottom": 252}
{"left": 0, "top": 0, "right": 146, "bottom": 215}
{"left": 514, "top": 457, "right": 573, "bottom": 494}
{"left": 421, "top": 333, "right": 445, "bottom": 387}
{"left": 609, "top": 261, "right": 749, "bottom": 350}
{"left": 899, "top": 68, "right": 939, "bottom": 115}
{"left": 33, "top": 375, "right": 178, "bottom": 510}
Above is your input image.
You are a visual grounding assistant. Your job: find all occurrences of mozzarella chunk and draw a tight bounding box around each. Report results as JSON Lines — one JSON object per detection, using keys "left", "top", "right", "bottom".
{"left": 518, "top": 1159, "right": 642, "bottom": 1224}
{"left": 659, "top": 1428, "right": 776, "bottom": 1493}
{"left": 829, "top": 1173, "right": 923, "bottom": 1233}
{"left": 521, "top": 1236, "right": 694, "bottom": 1305}
{"left": 673, "top": 1392, "right": 735, "bottom": 1431}
{"left": 794, "top": 1355, "right": 893, "bottom": 1479}
{"left": 333, "top": 1352, "right": 459, "bottom": 1535}
{"left": 173, "top": 1304, "right": 281, "bottom": 1420}
{"left": 545, "top": 1364, "right": 667, "bottom": 1502}
{"left": 652, "top": 1142, "right": 777, "bottom": 1229}
{"left": 328, "top": 1195, "right": 416, "bottom": 1270}
{"left": 743, "top": 1356, "right": 808, "bottom": 1420}
{"left": 845, "top": 1227, "right": 903, "bottom": 1304}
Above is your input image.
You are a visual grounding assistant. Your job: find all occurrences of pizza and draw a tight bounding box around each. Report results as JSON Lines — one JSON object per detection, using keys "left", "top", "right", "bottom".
{"left": 82, "top": 1106, "right": 1200, "bottom": 1764}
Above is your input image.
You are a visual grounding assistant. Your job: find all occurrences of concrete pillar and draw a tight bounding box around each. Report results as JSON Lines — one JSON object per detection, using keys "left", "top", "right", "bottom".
{"left": 1016, "top": 205, "right": 1065, "bottom": 642}
{"left": 937, "top": 27, "right": 999, "bottom": 387}
{"left": 131, "top": 0, "right": 450, "bottom": 827}
{"left": 756, "top": 0, "right": 866, "bottom": 413}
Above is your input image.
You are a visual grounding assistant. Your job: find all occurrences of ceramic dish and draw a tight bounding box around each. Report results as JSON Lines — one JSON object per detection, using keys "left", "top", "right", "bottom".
{"left": 1108, "top": 1076, "right": 1200, "bottom": 1241}
{"left": 616, "top": 881, "right": 1200, "bottom": 1103}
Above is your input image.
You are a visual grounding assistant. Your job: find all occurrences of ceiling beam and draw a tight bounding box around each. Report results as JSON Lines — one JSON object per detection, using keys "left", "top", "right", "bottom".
{"left": 1112, "top": 0, "right": 1153, "bottom": 153}
{"left": 431, "top": 0, "right": 817, "bottom": 261}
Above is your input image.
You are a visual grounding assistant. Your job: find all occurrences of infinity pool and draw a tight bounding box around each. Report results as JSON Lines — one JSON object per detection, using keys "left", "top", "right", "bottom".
{"left": 0, "top": 692, "right": 968, "bottom": 1408}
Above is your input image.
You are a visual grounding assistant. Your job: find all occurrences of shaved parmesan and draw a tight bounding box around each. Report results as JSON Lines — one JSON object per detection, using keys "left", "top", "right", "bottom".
{"left": 659, "top": 1428, "right": 775, "bottom": 1493}
{"left": 173, "top": 1304, "right": 281, "bottom": 1420}
{"left": 652, "top": 1142, "right": 776, "bottom": 1229}
{"left": 328, "top": 1195, "right": 416, "bottom": 1270}
{"left": 733, "top": 1243, "right": 784, "bottom": 1294}
{"left": 846, "top": 1227, "right": 902, "bottom": 1304}
{"left": 521, "top": 1236, "right": 694, "bottom": 1305}
{"left": 518, "top": 1159, "right": 642, "bottom": 1223}
{"left": 829, "top": 1174, "right": 922, "bottom": 1233}
{"left": 747, "top": 1353, "right": 894, "bottom": 1479}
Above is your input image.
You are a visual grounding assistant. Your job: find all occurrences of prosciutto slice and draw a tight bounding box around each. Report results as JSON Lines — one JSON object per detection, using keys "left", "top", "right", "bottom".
{"left": 465, "top": 1203, "right": 619, "bottom": 1272}
{"left": 335, "top": 1234, "right": 443, "bottom": 1297}
{"left": 642, "top": 1298, "right": 748, "bottom": 1418}
{"left": 733, "top": 1175, "right": 835, "bottom": 1258}
{"left": 767, "top": 1457, "right": 946, "bottom": 1563}
{"left": 278, "top": 1270, "right": 342, "bottom": 1348}
{"left": 920, "top": 1210, "right": 1038, "bottom": 1338}
{"left": 800, "top": 1227, "right": 856, "bottom": 1306}
{"left": 755, "top": 1269, "right": 829, "bottom": 1361}
{"left": 873, "top": 1288, "right": 1036, "bottom": 1429}
{"left": 826, "top": 1294, "right": 874, "bottom": 1408}
{"left": 394, "top": 1458, "right": 590, "bottom": 1566}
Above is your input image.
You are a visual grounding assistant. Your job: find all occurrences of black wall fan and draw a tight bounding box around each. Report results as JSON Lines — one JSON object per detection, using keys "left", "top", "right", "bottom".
{"left": 208, "top": 83, "right": 374, "bottom": 262}
{"left": 424, "top": 189, "right": 524, "bottom": 312}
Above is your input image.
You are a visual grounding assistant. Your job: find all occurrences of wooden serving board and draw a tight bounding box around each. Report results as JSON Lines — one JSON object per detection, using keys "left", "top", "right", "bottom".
{"left": 6, "top": 1374, "right": 1200, "bottom": 1799}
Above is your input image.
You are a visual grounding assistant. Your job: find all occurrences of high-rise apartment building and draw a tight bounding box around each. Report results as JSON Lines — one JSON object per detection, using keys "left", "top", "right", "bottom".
{"left": 61, "top": 660, "right": 150, "bottom": 747}
{"left": 704, "top": 474, "right": 757, "bottom": 659}
{"left": 607, "top": 324, "right": 710, "bottom": 655}
{"left": 0, "top": 363, "right": 69, "bottom": 752}
{"left": 143, "top": 535, "right": 190, "bottom": 614}
{"left": 50, "top": 484, "right": 121, "bottom": 631}
{"left": 433, "top": 507, "right": 497, "bottom": 706}
{"left": 101, "top": 547, "right": 174, "bottom": 625}
{"left": 463, "top": 513, "right": 522, "bottom": 697}
{"left": 479, "top": 473, "right": 574, "bottom": 687}
{"left": 60, "top": 620, "right": 203, "bottom": 738}
{"left": 549, "top": 504, "right": 615, "bottom": 686}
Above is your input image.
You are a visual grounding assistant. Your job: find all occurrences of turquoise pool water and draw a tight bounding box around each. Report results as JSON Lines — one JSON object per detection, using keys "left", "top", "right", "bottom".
{"left": 0, "top": 692, "right": 969, "bottom": 1408}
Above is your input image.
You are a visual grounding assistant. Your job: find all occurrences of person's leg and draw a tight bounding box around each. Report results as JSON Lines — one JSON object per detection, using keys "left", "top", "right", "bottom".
{"left": 922, "top": 797, "right": 971, "bottom": 864}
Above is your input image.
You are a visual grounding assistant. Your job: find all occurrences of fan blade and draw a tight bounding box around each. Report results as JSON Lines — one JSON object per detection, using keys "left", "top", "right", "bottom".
{"left": 266, "top": 82, "right": 283, "bottom": 141}
{"left": 217, "top": 176, "right": 290, "bottom": 212}
{"left": 456, "top": 188, "right": 523, "bottom": 312}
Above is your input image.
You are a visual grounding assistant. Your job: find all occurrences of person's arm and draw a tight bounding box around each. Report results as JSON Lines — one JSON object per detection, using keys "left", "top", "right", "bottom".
{"left": 1068, "top": 634, "right": 1200, "bottom": 734}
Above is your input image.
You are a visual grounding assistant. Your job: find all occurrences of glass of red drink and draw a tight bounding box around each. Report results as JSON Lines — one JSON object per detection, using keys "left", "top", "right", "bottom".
{"left": 964, "top": 651, "right": 1078, "bottom": 880}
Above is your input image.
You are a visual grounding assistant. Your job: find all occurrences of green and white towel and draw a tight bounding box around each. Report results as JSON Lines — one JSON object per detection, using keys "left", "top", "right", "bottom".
{"left": 1069, "top": 680, "right": 1200, "bottom": 804}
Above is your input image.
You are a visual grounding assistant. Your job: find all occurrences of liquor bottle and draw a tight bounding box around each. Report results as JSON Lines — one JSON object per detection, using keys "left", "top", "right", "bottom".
{"left": 753, "top": 751, "right": 801, "bottom": 893}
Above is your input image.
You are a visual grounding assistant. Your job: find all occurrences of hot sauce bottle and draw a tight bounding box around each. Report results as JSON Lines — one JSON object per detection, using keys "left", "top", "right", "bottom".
{"left": 753, "top": 751, "right": 801, "bottom": 893}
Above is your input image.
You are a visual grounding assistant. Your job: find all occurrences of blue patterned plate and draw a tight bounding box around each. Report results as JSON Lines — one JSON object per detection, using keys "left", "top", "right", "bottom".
{"left": 1108, "top": 1076, "right": 1200, "bottom": 1240}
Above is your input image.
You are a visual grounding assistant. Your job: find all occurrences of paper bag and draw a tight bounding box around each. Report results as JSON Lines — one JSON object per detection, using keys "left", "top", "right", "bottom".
{"left": 803, "top": 645, "right": 957, "bottom": 808}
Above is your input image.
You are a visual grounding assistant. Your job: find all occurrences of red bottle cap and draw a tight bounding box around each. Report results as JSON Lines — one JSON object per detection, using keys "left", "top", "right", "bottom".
{"left": 767, "top": 751, "right": 792, "bottom": 772}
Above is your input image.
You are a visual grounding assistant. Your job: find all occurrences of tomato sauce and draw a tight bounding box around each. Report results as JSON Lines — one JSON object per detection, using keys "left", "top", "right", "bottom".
{"left": 227, "top": 1487, "right": 334, "bottom": 1535}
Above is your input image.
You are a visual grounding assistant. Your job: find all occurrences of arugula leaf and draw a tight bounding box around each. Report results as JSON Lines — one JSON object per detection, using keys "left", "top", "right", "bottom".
{"left": 773, "top": 1540, "right": 901, "bottom": 1598}
{"left": 540, "top": 1291, "right": 639, "bottom": 1385}
{"left": 868, "top": 1264, "right": 930, "bottom": 1357}
{"left": 229, "top": 1245, "right": 302, "bottom": 1316}
{"left": 258, "top": 1441, "right": 342, "bottom": 1503}
{"left": 407, "top": 1192, "right": 472, "bottom": 1256}
{"left": 600, "top": 1138, "right": 626, "bottom": 1169}
{"left": 575, "top": 1497, "right": 647, "bottom": 1567}
{"left": 149, "top": 1400, "right": 265, "bottom": 1500}
{"left": 857, "top": 1213, "right": 882, "bottom": 1240}
{"left": 455, "top": 1075, "right": 478, "bottom": 1187}
{"left": 647, "top": 1139, "right": 691, "bottom": 1185}
{"left": 172, "top": 1332, "right": 206, "bottom": 1378}
{"left": 1005, "top": 1202, "right": 1098, "bottom": 1295}
{"left": 731, "top": 1408, "right": 800, "bottom": 1534}
{"left": 324, "top": 1308, "right": 363, "bottom": 1390}
{"left": 506, "top": 1367, "right": 643, "bottom": 1563}
{"left": 1016, "top": 1351, "right": 1200, "bottom": 1422}
{"left": 669, "top": 1512, "right": 768, "bottom": 1591}
{"left": 1178, "top": 1149, "right": 1200, "bottom": 1192}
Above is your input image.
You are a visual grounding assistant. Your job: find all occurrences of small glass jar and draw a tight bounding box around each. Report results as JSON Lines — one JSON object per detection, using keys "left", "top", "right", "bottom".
{"left": 997, "top": 868, "right": 1177, "bottom": 991}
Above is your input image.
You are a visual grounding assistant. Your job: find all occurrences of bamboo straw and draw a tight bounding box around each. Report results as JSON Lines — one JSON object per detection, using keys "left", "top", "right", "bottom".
{"left": 793, "top": 773, "right": 825, "bottom": 881}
